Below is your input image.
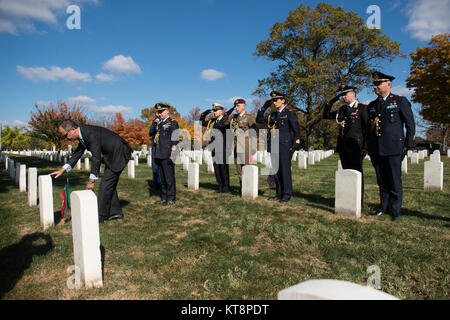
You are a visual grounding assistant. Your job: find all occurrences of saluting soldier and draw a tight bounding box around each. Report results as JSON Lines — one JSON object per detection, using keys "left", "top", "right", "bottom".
{"left": 367, "top": 71, "right": 415, "bottom": 220}
{"left": 149, "top": 103, "right": 179, "bottom": 205}
{"left": 200, "top": 103, "right": 231, "bottom": 193}
{"left": 323, "top": 85, "right": 369, "bottom": 204}
{"left": 223, "top": 98, "right": 257, "bottom": 190}
{"left": 256, "top": 91, "right": 301, "bottom": 202}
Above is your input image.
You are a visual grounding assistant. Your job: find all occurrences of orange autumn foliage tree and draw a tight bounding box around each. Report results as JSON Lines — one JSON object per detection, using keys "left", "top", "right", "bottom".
{"left": 28, "top": 101, "right": 88, "bottom": 149}
{"left": 109, "top": 113, "right": 151, "bottom": 149}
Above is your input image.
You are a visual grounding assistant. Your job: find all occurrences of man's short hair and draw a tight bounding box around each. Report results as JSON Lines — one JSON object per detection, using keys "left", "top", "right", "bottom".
{"left": 59, "top": 119, "right": 79, "bottom": 132}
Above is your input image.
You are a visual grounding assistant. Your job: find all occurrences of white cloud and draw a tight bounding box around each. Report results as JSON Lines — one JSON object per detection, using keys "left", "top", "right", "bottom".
{"left": 34, "top": 100, "right": 54, "bottom": 106}
{"left": 201, "top": 69, "right": 226, "bottom": 81}
{"left": 88, "top": 105, "right": 133, "bottom": 114}
{"left": 392, "top": 85, "right": 414, "bottom": 97}
{"left": 205, "top": 96, "right": 245, "bottom": 104}
{"left": 66, "top": 95, "right": 95, "bottom": 105}
{"left": 8, "top": 120, "right": 28, "bottom": 127}
{"left": 102, "top": 55, "right": 142, "bottom": 74}
{"left": 0, "top": 0, "right": 99, "bottom": 35}
{"left": 17, "top": 65, "right": 92, "bottom": 82}
{"left": 95, "top": 72, "right": 116, "bottom": 82}
{"left": 404, "top": 0, "right": 450, "bottom": 41}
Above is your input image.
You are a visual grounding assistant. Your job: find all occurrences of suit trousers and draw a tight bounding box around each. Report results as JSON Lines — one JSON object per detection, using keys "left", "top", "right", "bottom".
{"left": 370, "top": 154, "right": 402, "bottom": 217}
{"left": 339, "top": 139, "right": 365, "bottom": 205}
{"left": 98, "top": 166, "right": 124, "bottom": 218}
{"left": 272, "top": 147, "right": 293, "bottom": 200}
{"left": 155, "top": 158, "right": 176, "bottom": 201}
{"left": 213, "top": 162, "right": 230, "bottom": 191}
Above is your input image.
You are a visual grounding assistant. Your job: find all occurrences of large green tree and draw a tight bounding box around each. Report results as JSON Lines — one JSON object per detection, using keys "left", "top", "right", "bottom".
{"left": 253, "top": 2, "right": 404, "bottom": 149}
{"left": 1, "top": 125, "right": 31, "bottom": 150}
{"left": 406, "top": 33, "right": 449, "bottom": 148}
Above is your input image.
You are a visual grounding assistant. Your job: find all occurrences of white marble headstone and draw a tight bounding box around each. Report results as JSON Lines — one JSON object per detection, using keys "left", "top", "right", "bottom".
{"left": 335, "top": 169, "right": 361, "bottom": 218}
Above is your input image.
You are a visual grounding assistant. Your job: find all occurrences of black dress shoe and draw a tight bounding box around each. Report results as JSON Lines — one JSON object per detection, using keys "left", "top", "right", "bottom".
{"left": 391, "top": 215, "right": 400, "bottom": 221}
{"left": 279, "top": 198, "right": 290, "bottom": 202}
{"left": 99, "top": 216, "right": 106, "bottom": 223}
{"left": 164, "top": 200, "right": 176, "bottom": 206}
{"left": 368, "top": 211, "right": 384, "bottom": 217}
{"left": 222, "top": 187, "right": 230, "bottom": 193}
{"left": 268, "top": 196, "right": 281, "bottom": 201}
{"left": 107, "top": 214, "right": 123, "bottom": 221}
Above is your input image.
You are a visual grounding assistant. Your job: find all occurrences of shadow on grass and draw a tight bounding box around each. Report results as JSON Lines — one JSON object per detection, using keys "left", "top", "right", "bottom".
{"left": 294, "top": 191, "right": 334, "bottom": 213}
{"left": 0, "top": 171, "right": 15, "bottom": 194}
{"left": 146, "top": 179, "right": 161, "bottom": 197}
{"left": 0, "top": 233, "right": 54, "bottom": 299}
{"left": 366, "top": 203, "right": 450, "bottom": 222}
{"left": 401, "top": 208, "right": 450, "bottom": 223}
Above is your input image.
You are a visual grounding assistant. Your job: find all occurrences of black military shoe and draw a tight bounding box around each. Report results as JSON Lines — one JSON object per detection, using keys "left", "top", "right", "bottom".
{"left": 279, "top": 198, "right": 291, "bottom": 202}
{"left": 268, "top": 196, "right": 281, "bottom": 201}
{"left": 368, "top": 211, "right": 384, "bottom": 217}
{"left": 107, "top": 214, "right": 123, "bottom": 221}
{"left": 222, "top": 186, "right": 231, "bottom": 193}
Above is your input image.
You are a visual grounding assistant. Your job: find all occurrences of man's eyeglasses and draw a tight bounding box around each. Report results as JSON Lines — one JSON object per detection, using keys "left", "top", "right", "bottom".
{"left": 63, "top": 127, "right": 74, "bottom": 138}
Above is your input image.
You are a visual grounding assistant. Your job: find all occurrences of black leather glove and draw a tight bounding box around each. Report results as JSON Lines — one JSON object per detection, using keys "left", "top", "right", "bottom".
{"left": 361, "top": 149, "right": 368, "bottom": 159}
{"left": 401, "top": 146, "right": 408, "bottom": 161}
{"left": 201, "top": 109, "right": 212, "bottom": 116}
{"left": 261, "top": 100, "right": 272, "bottom": 112}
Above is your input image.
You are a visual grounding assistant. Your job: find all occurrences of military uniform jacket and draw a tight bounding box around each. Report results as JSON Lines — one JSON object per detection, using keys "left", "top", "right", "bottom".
{"left": 200, "top": 114, "right": 229, "bottom": 149}
{"left": 256, "top": 106, "right": 301, "bottom": 152}
{"left": 149, "top": 117, "right": 179, "bottom": 159}
{"left": 68, "top": 125, "right": 133, "bottom": 176}
{"left": 323, "top": 101, "right": 369, "bottom": 153}
{"left": 367, "top": 93, "right": 415, "bottom": 156}
{"left": 224, "top": 112, "right": 257, "bottom": 153}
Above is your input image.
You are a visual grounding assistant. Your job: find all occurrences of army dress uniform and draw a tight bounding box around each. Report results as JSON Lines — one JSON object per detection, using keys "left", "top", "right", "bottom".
{"left": 367, "top": 72, "right": 415, "bottom": 219}
{"left": 200, "top": 104, "right": 230, "bottom": 193}
{"left": 149, "top": 103, "right": 179, "bottom": 204}
{"left": 224, "top": 100, "right": 257, "bottom": 186}
{"left": 323, "top": 85, "right": 369, "bottom": 204}
{"left": 256, "top": 91, "right": 301, "bottom": 202}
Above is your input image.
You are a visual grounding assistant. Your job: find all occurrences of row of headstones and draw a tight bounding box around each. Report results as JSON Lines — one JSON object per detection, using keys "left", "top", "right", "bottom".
{"left": 0, "top": 151, "right": 103, "bottom": 289}
{"left": 1, "top": 151, "right": 404, "bottom": 297}
{"left": 27, "top": 149, "right": 93, "bottom": 171}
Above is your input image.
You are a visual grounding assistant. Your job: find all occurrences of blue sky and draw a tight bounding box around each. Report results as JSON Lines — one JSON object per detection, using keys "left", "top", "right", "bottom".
{"left": 1, "top": 0, "right": 449, "bottom": 134}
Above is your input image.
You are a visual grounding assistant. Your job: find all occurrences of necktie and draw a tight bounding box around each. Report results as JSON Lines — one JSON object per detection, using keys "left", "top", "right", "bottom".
{"left": 79, "top": 138, "right": 87, "bottom": 149}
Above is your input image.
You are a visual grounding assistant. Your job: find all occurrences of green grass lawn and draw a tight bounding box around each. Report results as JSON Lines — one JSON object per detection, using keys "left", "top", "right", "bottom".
{"left": 0, "top": 153, "right": 448, "bottom": 300}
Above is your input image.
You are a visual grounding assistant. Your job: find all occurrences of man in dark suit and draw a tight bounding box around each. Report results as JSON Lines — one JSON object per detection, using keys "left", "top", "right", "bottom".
{"left": 200, "top": 103, "right": 231, "bottom": 193}
{"left": 256, "top": 91, "right": 301, "bottom": 202}
{"left": 149, "top": 103, "right": 179, "bottom": 205}
{"left": 367, "top": 71, "right": 415, "bottom": 220}
{"left": 50, "top": 119, "right": 133, "bottom": 223}
{"left": 323, "top": 84, "right": 369, "bottom": 204}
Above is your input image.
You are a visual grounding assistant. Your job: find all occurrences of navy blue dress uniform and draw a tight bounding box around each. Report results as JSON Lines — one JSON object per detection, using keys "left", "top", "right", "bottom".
{"left": 256, "top": 91, "right": 301, "bottom": 202}
{"left": 367, "top": 72, "right": 415, "bottom": 220}
{"left": 323, "top": 85, "right": 369, "bottom": 204}
{"left": 200, "top": 103, "right": 230, "bottom": 193}
{"left": 149, "top": 103, "right": 179, "bottom": 204}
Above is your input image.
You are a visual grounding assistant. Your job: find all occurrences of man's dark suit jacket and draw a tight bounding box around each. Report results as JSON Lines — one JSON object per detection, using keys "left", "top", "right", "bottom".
{"left": 68, "top": 125, "right": 133, "bottom": 176}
